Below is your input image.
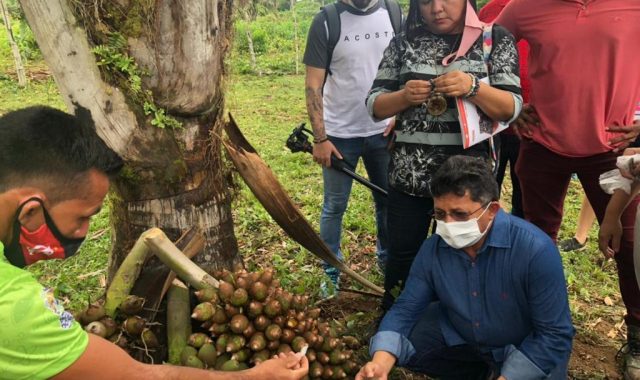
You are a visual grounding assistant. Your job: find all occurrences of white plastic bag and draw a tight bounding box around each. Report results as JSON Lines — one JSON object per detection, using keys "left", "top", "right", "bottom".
{"left": 599, "top": 168, "right": 633, "bottom": 195}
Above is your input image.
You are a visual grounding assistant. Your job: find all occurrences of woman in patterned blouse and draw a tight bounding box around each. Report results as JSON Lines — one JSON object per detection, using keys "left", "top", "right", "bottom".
{"left": 365, "top": 0, "right": 522, "bottom": 310}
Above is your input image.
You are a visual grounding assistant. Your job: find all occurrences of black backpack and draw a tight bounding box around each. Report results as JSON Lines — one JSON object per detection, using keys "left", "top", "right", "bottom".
{"left": 321, "top": 0, "right": 402, "bottom": 81}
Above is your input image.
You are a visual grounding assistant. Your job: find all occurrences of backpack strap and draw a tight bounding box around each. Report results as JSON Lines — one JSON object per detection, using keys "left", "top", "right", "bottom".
{"left": 481, "top": 24, "right": 493, "bottom": 75}
{"left": 383, "top": 0, "right": 402, "bottom": 35}
{"left": 480, "top": 24, "right": 499, "bottom": 170}
{"left": 321, "top": 3, "right": 341, "bottom": 85}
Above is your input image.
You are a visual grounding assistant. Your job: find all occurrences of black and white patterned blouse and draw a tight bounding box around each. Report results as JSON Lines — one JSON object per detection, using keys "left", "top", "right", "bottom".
{"left": 366, "top": 25, "right": 521, "bottom": 197}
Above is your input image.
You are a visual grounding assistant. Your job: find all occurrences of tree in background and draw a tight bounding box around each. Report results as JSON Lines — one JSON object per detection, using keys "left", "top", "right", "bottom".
{"left": 18, "top": 1, "right": 241, "bottom": 278}
{"left": 0, "top": 0, "right": 26, "bottom": 86}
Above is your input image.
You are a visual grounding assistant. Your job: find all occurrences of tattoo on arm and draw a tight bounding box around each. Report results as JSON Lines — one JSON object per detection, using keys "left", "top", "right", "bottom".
{"left": 305, "top": 86, "right": 326, "bottom": 139}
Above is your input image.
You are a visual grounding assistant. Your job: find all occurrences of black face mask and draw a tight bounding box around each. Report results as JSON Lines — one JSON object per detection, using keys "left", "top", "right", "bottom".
{"left": 5, "top": 198, "right": 86, "bottom": 268}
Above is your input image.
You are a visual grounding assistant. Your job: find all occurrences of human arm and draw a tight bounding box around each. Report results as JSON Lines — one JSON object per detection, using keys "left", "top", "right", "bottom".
{"left": 366, "top": 35, "right": 407, "bottom": 121}
{"left": 500, "top": 241, "right": 574, "bottom": 379}
{"left": 355, "top": 351, "right": 397, "bottom": 380}
{"left": 305, "top": 66, "right": 342, "bottom": 167}
{"left": 435, "top": 25, "right": 522, "bottom": 123}
{"left": 598, "top": 147, "right": 640, "bottom": 256}
{"left": 433, "top": 71, "right": 516, "bottom": 121}
{"left": 599, "top": 188, "right": 636, "bottom": 258}
{"left": 383, "top": 117, "right": 396, "bottom": 137}
{"left": 0, "top": 261, "right": 307, "bottom": 380}
{"left": 511, "top": 104, "right": 539, "bottom": 140}
{"left": 607, "top": 120, "right": 640, "bottom": 153}
{"left": 494, "top": 0, "right": 522, "bottom": 41}
{"left": 371, "top": 79, "right": 432, "bottom": 120}
{"left": 302, "top": 11, "right": 343, "bottom": 168}
{"left": 358, "top": 241, "right": 436, "bottom": 377}
{"left": 54, "top": 334, "right": 308, "bottom": 380}
{"left": 599, "top": 181, "right": 640, "bottom": 258}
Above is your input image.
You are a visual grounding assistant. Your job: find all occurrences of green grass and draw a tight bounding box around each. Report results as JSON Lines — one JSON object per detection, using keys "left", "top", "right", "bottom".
{"left": 226, "top": 74, "right": 386, "bottom": 296}
{"left": 0, "top": 19, "right": 64, "bottom": 113}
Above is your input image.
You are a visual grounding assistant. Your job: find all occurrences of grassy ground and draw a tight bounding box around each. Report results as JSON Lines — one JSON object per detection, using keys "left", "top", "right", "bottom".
{"left": 0, "top": 18, "right": 627, "bottom": 378}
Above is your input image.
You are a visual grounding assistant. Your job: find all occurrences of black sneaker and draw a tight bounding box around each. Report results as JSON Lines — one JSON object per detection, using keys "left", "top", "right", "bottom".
{"left": 558, "top": 237, "right": 587, "bottom": 252}
{"left": 619, "top": 325, "right": 640, "bottom": 380}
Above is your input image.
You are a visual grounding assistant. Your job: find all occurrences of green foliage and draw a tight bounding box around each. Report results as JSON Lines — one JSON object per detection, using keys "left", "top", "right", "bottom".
{"left": 93, "top": 45, "right": 143, "bottom": 94}
{"left": 0, "top": 2, "right": 41, "bottom": 61}
{"left": 92, "top": 33, "right": 182, "bottom": 129}
{"left": 229, "top": 2, "right": 317, "bottom": 75}
{"left": 143, "top": 101, "right": 182, "bottom": 129}
{"left": 14, "top": 19, "right": 41, "bottom": 60}
{"left": 92, "top": 33, "right": 142, "bottom": 93}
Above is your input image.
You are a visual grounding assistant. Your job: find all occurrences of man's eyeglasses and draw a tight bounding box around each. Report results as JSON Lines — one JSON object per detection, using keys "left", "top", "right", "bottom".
{"left": 432, "top": 203, "right": 489, "bottom": 222}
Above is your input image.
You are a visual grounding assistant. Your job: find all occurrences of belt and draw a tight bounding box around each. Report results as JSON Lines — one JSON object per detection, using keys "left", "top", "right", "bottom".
{"left": 394, "top": 130, "right": 463, "bottom": 146}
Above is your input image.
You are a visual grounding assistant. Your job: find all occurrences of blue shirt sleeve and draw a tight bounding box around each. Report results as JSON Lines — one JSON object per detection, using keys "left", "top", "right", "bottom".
{"left": 501, "top": 239, "right": 575, "bottom": 379}
{"left": 369, "top": 238, "right": 437, "bottom": 365}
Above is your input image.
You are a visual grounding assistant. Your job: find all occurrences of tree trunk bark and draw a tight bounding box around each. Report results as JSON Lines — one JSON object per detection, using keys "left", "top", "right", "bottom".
{"left": 18, "top": 0, "right": 241, "bottom": 278}
{"left": 0, "top": 0, "right": 26, "bottom": 87}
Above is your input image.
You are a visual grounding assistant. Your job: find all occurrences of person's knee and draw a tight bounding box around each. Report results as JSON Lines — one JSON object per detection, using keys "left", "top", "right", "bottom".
{"left": 322, "top": 189, "right": 350, "bottom": 213}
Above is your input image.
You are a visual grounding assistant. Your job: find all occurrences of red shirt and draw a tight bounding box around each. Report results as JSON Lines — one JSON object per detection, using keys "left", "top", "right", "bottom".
{"left": 497, "top": 0, "right": 640, "bottom": 157}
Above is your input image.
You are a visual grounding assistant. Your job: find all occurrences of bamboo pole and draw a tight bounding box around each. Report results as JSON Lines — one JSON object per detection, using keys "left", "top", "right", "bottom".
{"left": 159, "top": 231, "right": 205, "bottom": 302}
{"left": 104, "top": 229, "right": 154, "bottom": 317}
{"left": 167, "top": 279, "right": 191, "bottom": 365}
{"left": 143, "top": 228, "right": 219, "bottom": 290}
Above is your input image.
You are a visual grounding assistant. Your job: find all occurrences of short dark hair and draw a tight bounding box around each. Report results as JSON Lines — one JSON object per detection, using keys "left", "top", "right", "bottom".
{"left": 0, "top": 105, "right": 123, "bottom": 202}
{"left": 430, "top": 155, "right": 499, "bottom": 205}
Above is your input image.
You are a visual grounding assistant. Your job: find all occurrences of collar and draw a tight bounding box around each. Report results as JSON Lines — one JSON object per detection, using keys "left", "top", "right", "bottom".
{"left": 437, "top": 209, "right": 512, "bottom": 251}
{"left": 341, "top": 0, "right": 382, "bottom": 15}
{"left": 443, "top": 0, "right": 484, "bottom": 65}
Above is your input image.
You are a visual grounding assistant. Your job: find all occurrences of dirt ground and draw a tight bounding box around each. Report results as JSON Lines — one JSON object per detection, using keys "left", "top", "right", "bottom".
{"left": 318, "top": 293, "right": 624, "bottom": 380}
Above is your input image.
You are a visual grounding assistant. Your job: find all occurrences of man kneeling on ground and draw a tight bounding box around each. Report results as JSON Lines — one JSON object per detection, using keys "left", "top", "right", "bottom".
{"left": 356, "top": 155, "right": 574, "bottom": 380}
{"left": 0, "top": 106, "right": 308, "bottom": 380}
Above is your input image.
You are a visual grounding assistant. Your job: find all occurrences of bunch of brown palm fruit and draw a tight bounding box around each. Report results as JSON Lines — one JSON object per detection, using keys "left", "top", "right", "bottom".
{"left": 75, "top": 295, "right": 159, "bottom": 354}
{"left": 179, "top": 268, "right": 361, "bottom": 378}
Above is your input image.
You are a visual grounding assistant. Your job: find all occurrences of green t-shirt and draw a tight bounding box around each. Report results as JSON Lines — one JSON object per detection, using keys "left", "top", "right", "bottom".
{"left": 0, "top": 242, "right": 89, "bottom": 379}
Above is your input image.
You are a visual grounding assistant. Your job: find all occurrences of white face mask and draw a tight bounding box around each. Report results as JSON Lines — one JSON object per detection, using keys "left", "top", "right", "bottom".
{"left": 435, "top": 203, "right": 493, "bottom": 249}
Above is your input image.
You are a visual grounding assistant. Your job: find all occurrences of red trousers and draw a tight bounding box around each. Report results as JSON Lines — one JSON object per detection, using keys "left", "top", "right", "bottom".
{"left": 516, "top": 141, "right": 640, "bottom": 326}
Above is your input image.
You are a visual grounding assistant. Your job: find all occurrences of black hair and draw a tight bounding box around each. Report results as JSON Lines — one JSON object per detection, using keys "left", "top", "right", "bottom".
{"left": 430, "top": 155, "right": 499, "bottom": 204}
{"left": 0, "top": 105, "right": 124, "bottom": 202}
{"left": 404, "top": 0, "right": 474, "bottom": 42}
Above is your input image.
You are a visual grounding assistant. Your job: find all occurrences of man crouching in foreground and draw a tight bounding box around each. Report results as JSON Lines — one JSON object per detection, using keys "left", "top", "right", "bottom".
{"left": 357, "top": 155, "right": 574, "bottom": 380}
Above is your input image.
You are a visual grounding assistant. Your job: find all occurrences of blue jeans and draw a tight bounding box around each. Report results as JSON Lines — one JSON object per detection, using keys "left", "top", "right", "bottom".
{"left": 406, "top": 304, "right": 569, "bottom": 379}
{"left": 320, "top": 134, "right": 389, "bottom": 274}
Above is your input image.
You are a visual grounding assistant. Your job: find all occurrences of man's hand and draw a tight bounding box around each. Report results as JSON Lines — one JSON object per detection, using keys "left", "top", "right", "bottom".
{"left": 599, "top": 216, "right": 623, "bottom": 259}
{"left": 313, "top": 140, "right": 342, "bottom": 168}
{"left": 355, "top": 361, "right": 390, "bottom": 380}
{"left": 248, "top": 352, "right": 309, "bottom": 380}
{"left": 607, "top": 120, "right": 640, "bottom": 152}
{"left": 402, "top": 79, "right": 432, "bottom": 106}
{"left": 511, "top": 104, "right": 539, "bottom": 140}
{"left": 621, "top": 148, "right": 640, "bottom": 179}
{"left": 433, "top": 70, "right": 474, "bottom": 98}
{"left": 383, "top": 118, "right": 396, "bottom": 137}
